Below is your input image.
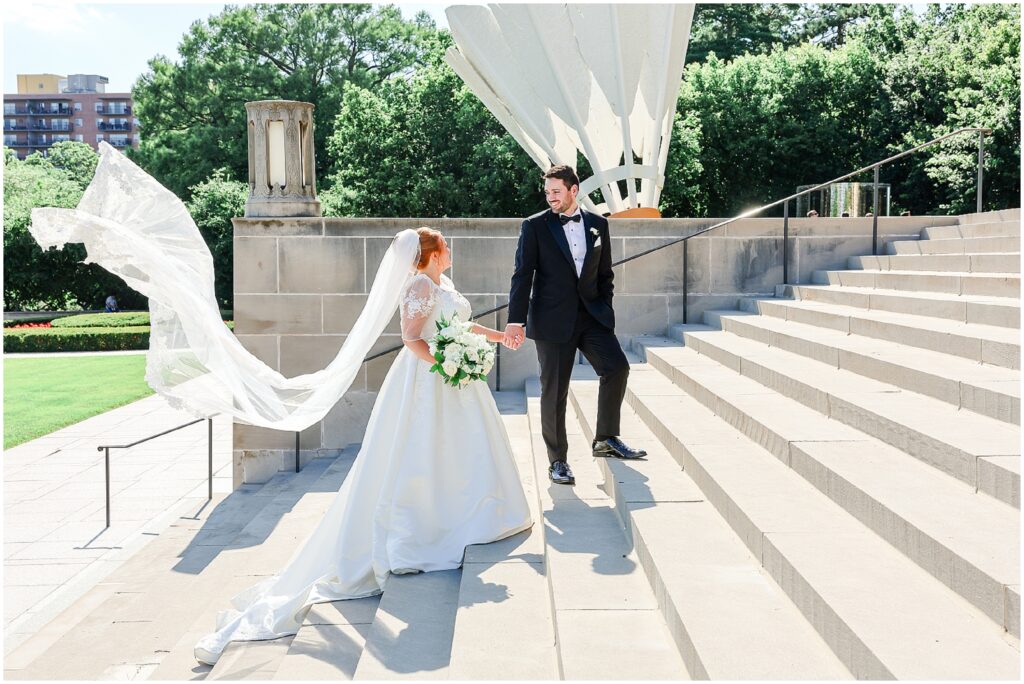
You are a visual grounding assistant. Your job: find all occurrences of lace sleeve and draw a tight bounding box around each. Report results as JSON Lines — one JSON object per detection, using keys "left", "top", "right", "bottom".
{"left": 400, "top": 274, "right": 439, "bottom": 341}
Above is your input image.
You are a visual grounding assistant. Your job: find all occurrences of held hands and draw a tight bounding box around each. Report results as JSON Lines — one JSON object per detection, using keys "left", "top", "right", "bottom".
{"left": 502, "top": 324, "right": 525, "bottom": 350}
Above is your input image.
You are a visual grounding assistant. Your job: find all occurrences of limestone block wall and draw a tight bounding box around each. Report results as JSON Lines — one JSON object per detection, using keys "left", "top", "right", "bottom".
{"left": 230, "top": 214, "right": 954, "bottom": 486}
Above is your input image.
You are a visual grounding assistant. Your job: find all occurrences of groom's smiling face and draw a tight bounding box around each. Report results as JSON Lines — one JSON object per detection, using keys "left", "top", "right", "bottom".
{"left": 544, "top": 178, "right": 578, "bottom": 215}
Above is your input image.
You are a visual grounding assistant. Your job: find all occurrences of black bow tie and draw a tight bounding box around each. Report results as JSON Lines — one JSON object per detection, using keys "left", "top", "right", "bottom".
{"left": 558, "top": 213, "right": 581, "bottom": 225}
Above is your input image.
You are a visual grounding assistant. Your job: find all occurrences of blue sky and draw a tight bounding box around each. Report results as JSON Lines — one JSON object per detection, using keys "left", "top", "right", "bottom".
{"left": 3, "top": 1, "right": 451, "bottom": 94}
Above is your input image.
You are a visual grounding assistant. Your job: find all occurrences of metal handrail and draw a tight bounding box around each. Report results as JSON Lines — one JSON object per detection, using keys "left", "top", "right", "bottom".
{"left": 356, "top": 126, "right": 993, "bottom": 361}
{"left": 97, "top": 417, "right": 215, "bottom": 527}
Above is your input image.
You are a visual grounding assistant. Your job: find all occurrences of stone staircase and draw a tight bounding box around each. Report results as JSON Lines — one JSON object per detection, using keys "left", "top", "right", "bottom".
{"left": 564, "top": 208, "right": 1019, "bottom": 679}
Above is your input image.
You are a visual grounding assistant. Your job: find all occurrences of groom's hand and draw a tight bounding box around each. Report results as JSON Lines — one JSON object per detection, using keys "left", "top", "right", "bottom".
{"left": 503, "top": 324, "right": 525, "bottom": 350}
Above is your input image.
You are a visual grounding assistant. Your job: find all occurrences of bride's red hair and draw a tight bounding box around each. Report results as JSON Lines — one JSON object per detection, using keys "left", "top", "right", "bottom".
{"left": 416, "top": 227, "right": 444, "bottom": 269}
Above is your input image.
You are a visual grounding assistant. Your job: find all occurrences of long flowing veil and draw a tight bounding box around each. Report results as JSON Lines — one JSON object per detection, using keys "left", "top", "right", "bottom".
{"left": 28, "top": 141, "right": 420, "bottom": 432}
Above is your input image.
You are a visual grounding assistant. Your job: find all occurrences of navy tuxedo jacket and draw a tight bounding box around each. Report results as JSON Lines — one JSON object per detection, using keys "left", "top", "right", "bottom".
{"left": 507, "top": 208, "right": 615, "bottom": 343}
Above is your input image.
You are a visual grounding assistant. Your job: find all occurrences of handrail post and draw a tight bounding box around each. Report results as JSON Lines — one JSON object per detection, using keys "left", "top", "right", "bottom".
{"left": 872, "top": 166, "right": 880, "bottom": 256}
{"left": 295, "top": 431, "right": 300, "bottom": 473}
{"left": 872, "top": 165, "right": 880, "bottom": 255}
{"left": 207, "top": 418, "right": 213, "bottom": 500}
{"left": 104, "top": 447, "right": 111, "bottom": 529}
{"left": 782, "top": 200, "right": 789, "bottom": 285}
{"left": 495, "top": 307, "right": 502, "bottom": 392}
{"left": 977, "top": 129, "right": 985, "bottom": 213}
{"left": 682, "top": 239, "right": 688, "bottom": 324}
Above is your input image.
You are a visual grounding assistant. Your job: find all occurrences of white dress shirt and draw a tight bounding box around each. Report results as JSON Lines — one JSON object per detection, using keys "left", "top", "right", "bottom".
{"left": 508, "top": 206, "right": 586, "bottom": 328}
{"left": 561, "top": 206, "right": 587, "bottom": 278}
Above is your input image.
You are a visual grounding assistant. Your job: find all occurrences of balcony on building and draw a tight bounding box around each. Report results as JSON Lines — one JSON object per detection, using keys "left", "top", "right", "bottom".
{"left": 96, "top": 103, "right": 131, "bottom": 116}
{"left": 97, "top": 121, "right": 132, "bottom": 131}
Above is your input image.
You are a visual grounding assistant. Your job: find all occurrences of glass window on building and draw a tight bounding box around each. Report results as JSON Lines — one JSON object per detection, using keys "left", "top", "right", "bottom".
{"left": 74, "top": 102, "right": 82, "bottom": 111}
{"left": 75, "top": 134, "right": 84, "bottom": 142}
{"left": 4, "top": 135, "right": 16, "bottom": 146}
{"left": 4, "top": 103, "right": 15, "bottom": 115}
{"left": 75, "top": 118, "right": 83, "bottom": 127}
{"left": 96, "top": 134, "right": 103, "bottom": 143}
{"left": 95, "top": 102, "right": 103, "bottom": 113}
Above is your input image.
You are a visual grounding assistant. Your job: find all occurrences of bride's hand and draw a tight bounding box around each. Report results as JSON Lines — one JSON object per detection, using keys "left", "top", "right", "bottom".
{"left": 502, "top": 324, "right": 525, "bottom": 350}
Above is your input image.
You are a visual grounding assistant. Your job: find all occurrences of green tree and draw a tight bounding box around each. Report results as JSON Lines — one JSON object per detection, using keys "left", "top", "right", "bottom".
{"left": 44, "top": 141, "right": 100, "bottom": 189}
{"left": 672, "top": 40, "right": 890, "bottom": 218}
{"left": 323, "top": 52, "right": 543, "bottom": 218}
{"left": 131, "top": 3, "right": 442, "bottom": 199}
{"left": 687, "top": 3, "right": 803, "bottom": 64}
{"left": 184, "top": 169, "right": 249, "bottom": 308}
{"left": 796, "top": 3, "right": 879, "bottom": 48}
{"left": 3, "top": 149, "right": 145, "bottom": 310}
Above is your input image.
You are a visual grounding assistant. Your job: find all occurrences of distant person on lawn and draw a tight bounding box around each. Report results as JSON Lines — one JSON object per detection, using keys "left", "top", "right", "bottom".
{"left": 104, "top": 295, "right": 118, "bottom": 313}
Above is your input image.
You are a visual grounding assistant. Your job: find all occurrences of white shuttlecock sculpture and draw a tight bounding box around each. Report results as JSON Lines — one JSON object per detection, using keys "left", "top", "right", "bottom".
{"left": 445, "top": 3, "right": 695, "bottom": 217}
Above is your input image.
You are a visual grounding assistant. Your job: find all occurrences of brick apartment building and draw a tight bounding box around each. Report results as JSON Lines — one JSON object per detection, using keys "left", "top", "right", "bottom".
{"left": 3, "top": 73, "right": 139, "bottom": 160}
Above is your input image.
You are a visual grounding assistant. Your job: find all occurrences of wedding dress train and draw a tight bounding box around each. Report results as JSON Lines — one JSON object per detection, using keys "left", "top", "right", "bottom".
{"left": 193, "top": 272, "right": 533, "bottom": 664}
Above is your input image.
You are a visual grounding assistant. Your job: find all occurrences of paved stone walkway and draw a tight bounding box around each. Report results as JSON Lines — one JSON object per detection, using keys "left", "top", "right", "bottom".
{"left": 3, "top": 390, "right": 233, "bottom": 655}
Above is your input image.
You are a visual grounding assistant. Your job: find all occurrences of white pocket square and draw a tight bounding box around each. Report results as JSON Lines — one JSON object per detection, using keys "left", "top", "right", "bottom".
{"left": 593, "top": 237, "right": 602, "bottom": 247}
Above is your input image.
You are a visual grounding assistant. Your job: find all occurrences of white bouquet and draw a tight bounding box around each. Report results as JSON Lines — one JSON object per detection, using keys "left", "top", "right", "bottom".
{"left": 428, "top": 314, "right": 496, "bottom": 388}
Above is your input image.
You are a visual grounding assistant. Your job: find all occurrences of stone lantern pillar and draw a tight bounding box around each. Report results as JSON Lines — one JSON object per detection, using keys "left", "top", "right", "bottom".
{"left": 244, "top": 100, "right": 321, "bottom": 218}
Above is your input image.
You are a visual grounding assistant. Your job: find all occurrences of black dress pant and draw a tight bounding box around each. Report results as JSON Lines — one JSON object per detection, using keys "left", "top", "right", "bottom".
{"left": 534, "top": 300, "right": 629, "bottom": 464}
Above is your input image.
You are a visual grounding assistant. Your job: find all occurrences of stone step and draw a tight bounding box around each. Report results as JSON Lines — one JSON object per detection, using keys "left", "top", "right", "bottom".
{"left": 813, "top": 268, "right": 1020, "bottom": 298}
{"left": 167, "top": 454, "right": 358, "bottom": 681}
{"left": 958, "top": 209, "right": 1021, "bottom": 225}
{"left": 446, "top": 405, "right": 561, "bottom": 680}
{"left": 522, "top": 381, "right": 689, "bottom": 680}
{"left": 271, "top": 597, "right": 381, "bottom": 680}
{"left": 924, "top": 221, "right": 1021, "bottom": 239}
{"left": 350, "top": 570, "right": 461, "bottom": 680}
{"left": 888, "top": 235, "right": 1021, "bottom": 255}
{"left": 632, "top": 335, "right": 1020, "bottom": 634}
{"left": 618, "top": 353, "right": 1020, "bottom": 678}
{"left": 777, "top": 282, "right": 1021, "bottom": 329}
{"left": 848, "top": 253, "right": 1021, "bottom": 273}
{"left": 655, "top": 325, "right": 1020, "bottom": 507}
{"left": 4, "top": 459, "right": 334, "bottom": 680}
{"left": 567, "top": 371, "right": 851, "bottom": 679}
{"left": 747, "top": 296, "right": 1020, "bottom": 368}
{"left": 695, "top": 310, "right": 1020, "bottom": 425}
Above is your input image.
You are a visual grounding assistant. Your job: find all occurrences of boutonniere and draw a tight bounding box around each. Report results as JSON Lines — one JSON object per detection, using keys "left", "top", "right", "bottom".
{"left": 589, "top": 226, "right": 600, "bottom": 237}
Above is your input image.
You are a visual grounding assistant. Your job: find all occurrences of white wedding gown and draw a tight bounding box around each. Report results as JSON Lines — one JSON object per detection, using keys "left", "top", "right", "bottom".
{"left": 194, "top": 272, "right": 533, "bottom": 664}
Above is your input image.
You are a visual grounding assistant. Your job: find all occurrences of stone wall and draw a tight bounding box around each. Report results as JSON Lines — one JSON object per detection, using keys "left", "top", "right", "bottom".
{"left": 230, "top": 214, "right": 955, "bottom": 485}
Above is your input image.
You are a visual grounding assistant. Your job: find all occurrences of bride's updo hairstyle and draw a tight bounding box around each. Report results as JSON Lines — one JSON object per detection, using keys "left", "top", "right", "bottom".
{"left": 416, "top": 227, "right": 444, "bottom": 270}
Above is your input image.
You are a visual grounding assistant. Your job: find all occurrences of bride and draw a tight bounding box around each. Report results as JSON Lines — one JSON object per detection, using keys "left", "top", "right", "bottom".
{"left": 192, "top": 227, "right": 533, "bottom": 664}
{"left": 25, "top": 143, "right": 532, "bottom": 667}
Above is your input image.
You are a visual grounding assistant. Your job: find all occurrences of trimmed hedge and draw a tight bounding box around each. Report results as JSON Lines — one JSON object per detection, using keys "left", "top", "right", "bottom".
{"left": 50, "top": 312, "right": 150, "bottom": 328}
{"left": 3, "top": 326, "right": 151, "bottom": 353}
{"left": 4, "top": 321, "right": 235, "bottom": 352}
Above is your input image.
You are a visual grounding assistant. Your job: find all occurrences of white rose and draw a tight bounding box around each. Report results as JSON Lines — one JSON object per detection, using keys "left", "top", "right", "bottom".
{"left": 442, "top": 360, "right": 459, "bottom": 376}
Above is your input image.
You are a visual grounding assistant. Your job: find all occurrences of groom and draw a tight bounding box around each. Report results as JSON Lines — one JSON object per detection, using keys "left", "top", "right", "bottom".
{"left": 503, "top": 165, "right": 647, "bottom": 486}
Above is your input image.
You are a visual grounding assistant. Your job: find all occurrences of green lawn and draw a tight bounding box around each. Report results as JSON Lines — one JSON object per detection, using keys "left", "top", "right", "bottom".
{"left": 4, "top": 355, "right": 155, "bottom": 449}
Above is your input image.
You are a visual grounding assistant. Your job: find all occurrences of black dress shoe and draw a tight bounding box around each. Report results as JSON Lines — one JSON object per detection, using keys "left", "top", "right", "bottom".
{"left": 548, "top": 460, "right": 575, "bottom": 485}
{"left": 593, "top": 436, "right": 648, "bottom": 459}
